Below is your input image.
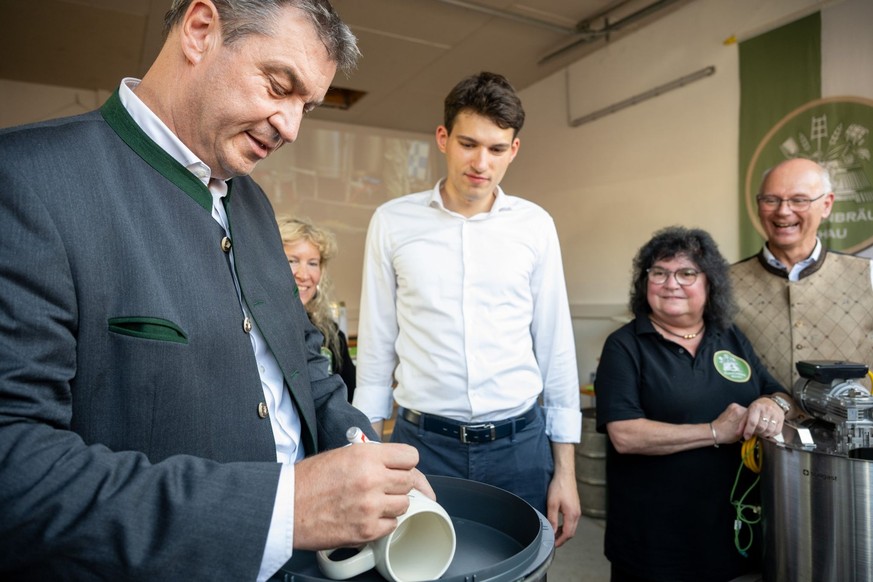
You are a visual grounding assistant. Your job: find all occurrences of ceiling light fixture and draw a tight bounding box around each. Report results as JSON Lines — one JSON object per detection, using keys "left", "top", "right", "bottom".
{"left": 321, "top": 87, "right": 367, "bottom": 110}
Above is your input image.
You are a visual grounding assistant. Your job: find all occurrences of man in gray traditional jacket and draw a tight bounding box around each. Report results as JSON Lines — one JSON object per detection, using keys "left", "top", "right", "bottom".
{"left": 731, "top": 158, "right": 873, "bottom": 390}
{"left": 0, "top": 1, "right": 428, "bottom": 580}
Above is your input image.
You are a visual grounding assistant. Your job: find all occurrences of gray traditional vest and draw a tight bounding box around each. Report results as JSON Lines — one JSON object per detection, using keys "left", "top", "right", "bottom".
{"left": 731, "top": 248, "right": 873, "bottom": 390}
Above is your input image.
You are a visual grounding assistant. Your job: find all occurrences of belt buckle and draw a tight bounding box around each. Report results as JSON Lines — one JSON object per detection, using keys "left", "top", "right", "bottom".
{"left": 460, "top": 423, "right": 496, "bottom": 444}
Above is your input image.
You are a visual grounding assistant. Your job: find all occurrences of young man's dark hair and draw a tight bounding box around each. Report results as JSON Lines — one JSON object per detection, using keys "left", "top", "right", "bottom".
{"left": 443, "top": 71, "right": 525, "bottom": 137}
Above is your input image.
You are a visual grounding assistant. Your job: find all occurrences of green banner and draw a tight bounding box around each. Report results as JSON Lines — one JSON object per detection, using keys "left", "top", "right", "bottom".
{"left": 746, "top": 97, "right": 873, "bottom": 253}
{"left": 738, "top": 13, "right": 821, "bottom": 258}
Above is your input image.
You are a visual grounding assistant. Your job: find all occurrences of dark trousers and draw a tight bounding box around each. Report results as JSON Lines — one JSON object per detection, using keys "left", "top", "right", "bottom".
{"left": 390, "top": 406, "right": 554, "bottom": 514}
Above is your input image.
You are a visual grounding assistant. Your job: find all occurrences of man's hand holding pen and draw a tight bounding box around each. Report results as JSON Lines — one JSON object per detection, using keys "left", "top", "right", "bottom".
{"left": 291, "top": 428, "right": 434, "bottom": 551}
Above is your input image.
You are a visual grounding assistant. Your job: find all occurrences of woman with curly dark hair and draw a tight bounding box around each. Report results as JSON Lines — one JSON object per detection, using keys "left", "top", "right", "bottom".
{"left": 594, "top": 226, "right": 796, "bottom": 582}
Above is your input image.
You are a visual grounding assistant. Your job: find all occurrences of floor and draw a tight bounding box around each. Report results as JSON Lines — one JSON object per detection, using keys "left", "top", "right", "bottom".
{"left": 548, "top": 513, "right": 610, "bottom": 581}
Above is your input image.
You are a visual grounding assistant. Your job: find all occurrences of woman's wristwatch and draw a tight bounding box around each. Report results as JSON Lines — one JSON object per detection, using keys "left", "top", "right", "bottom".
{"left": 769, "top": 393, "right": 792, "bottom": 415}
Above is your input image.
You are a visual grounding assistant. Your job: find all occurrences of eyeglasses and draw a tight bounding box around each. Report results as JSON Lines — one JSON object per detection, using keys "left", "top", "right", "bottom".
{"left": 756, "top": 193, "right": 826, "bottom": 211}
{"left": 646, "top": 267, "right": 701, "bottom": 286}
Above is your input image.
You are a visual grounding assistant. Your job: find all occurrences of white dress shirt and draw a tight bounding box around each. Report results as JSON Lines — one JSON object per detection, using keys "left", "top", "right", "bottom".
{"left": 119, "top": 79, "right": 295, "bottom": 580}
{"left": 354, "top": 182, "right": 581, "bottom": 443}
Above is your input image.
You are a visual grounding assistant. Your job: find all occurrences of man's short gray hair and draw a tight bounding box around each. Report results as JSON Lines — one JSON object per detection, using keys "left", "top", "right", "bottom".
{"left": 163, "top": 0, "right": 360, "bottom": 75}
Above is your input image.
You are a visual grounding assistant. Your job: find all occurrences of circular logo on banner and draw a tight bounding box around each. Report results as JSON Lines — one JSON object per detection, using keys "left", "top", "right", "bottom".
{"left": 745, "top": 96, "right": 873, "bottom": 253}
{"left": 713, "top": 350, "right": 751, "bottom": 383}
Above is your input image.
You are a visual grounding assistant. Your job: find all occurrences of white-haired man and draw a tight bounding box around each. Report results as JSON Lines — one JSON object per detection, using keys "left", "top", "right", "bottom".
{"left": 731, "top": 158, "right": 873, "bottom": 391}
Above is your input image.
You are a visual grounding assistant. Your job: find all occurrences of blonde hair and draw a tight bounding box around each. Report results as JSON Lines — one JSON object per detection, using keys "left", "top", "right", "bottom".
{"left": 277, "top": 216, "right": 342, "bottom": 367}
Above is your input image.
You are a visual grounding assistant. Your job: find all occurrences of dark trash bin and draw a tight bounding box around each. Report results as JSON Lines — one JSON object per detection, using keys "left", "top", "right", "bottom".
{"left": 274, "top": 475, "right": 554, "bottom": 581}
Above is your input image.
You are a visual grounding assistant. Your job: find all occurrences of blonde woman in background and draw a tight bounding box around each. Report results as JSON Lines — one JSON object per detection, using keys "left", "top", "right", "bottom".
{"left": 279, "top": 216, "right": 356, "bottom": 402}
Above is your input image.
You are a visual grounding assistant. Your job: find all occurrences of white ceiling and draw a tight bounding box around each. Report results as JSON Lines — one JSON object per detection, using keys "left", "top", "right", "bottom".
{"left": 0, "top": 0, "right": 692, "bottom": 134}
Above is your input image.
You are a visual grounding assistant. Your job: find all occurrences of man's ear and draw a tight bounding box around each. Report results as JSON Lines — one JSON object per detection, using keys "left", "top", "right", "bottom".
{"left": 179, "top": 0, "right": 221, "bottom": 65}
{"left": 508, "top": 137, "right": 520, "bottom": 163}
{"left": 435, "top": 125, "right": 449, "bottom": 154}
{"left": 820, "top": 191, "right": 836, "bottom": 219}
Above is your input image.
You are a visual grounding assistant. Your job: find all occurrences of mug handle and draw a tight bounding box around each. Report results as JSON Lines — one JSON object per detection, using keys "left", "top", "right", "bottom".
{"left": 316, "top": 545, "right": 376, "bottom": 580}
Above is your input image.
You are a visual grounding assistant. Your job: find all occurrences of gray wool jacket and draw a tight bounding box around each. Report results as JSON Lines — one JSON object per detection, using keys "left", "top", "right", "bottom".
{"left": 0, "top": 91, "right": 372, "bottom": 580}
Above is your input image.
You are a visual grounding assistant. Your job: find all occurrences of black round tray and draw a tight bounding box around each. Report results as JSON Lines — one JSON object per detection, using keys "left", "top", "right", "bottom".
{"left": 273, "top": 475, "right": 554, "bottom": 581}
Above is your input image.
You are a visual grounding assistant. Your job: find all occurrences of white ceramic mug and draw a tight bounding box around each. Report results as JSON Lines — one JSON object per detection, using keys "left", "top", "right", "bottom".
{"left": 316, "top": 488, "right": 456, "bottom": 582}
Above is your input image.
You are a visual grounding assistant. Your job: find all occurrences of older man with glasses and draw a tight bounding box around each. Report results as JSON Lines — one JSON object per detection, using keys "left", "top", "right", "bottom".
{"left": 731, "top": 158, "right": 873, "bottom": 390}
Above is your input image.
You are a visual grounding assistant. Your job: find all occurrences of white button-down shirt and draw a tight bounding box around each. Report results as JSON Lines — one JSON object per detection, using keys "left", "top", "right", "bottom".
{"left": 354, "top": 182, "right": 581, "bottom": 443}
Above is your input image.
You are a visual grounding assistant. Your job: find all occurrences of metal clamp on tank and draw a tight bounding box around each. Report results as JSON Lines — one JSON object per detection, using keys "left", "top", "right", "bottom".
{"left": 792, "top": 360, "right": 873, "bottom": 455}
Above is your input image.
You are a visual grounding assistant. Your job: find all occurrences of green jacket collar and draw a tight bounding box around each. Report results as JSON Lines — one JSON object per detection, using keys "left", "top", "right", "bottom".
{"left": 100, "top": 90, "right": 235, "bottom": 212}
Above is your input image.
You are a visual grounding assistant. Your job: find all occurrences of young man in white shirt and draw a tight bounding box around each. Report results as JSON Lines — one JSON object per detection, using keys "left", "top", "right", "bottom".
{"left": 355, "top": 71, "right": 581, "bottom": 547}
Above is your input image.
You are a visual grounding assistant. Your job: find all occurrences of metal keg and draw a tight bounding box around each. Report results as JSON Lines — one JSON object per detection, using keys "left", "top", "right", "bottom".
{"left": 575, "top": 407, "right": 607, "bottom": 518}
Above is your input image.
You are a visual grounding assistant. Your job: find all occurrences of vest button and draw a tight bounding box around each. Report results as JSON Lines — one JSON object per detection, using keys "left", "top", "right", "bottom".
{"left": 221, "top": 237, "right": 232, "bottom": 253}
{"left": 243, "top": 317, "right": 252, "bottom": 333}
{"left": 257, "top": 402, "right": 268, "bottom": 419}
{"left": 796, "top": 344, "right": 804, "bottom": 350}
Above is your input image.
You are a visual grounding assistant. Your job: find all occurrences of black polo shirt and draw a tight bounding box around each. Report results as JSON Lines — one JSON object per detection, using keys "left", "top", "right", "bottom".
{"left": 594, "top": 317, "right": 783, "bottom": 582}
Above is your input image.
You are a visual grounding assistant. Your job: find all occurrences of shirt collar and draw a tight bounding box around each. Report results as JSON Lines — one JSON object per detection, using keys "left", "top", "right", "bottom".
{"left": 118, "top": 78, "right": 215, "bottom": 188}
{"left": 427, "top": 180, "right": 511, "bottom": 217}
{"left": 762, "top": 237, "right": 822, "bottom": 281}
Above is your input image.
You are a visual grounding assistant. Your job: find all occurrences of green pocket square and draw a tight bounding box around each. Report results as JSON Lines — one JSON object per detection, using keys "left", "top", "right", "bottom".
{"left": 108, "top": 317, "right": 188, "bottom": 344}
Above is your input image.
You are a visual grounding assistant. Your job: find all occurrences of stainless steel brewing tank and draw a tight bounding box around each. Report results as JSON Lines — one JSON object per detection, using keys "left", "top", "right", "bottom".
{"left": 760, "top": 424, "right": 873, "bottom": 582}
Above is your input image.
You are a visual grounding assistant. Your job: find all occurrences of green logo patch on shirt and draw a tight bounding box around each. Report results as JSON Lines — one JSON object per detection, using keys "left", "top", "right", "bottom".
{"left": 713, "top": 350, "right": 751, "bottom": 383}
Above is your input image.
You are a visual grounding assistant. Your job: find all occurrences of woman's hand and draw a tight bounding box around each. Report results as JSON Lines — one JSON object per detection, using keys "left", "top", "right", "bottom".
{"left": 741, "top": 396, "right": 787, "bottom": 440}
{"left": 710, "top": 403, "right": 749, "bottom": 446}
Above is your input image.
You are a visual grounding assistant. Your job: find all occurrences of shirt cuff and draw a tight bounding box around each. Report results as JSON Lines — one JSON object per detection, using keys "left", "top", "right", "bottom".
{"left": 352, "top": 383, "right": 396, "bottom": 422}
{"left": 544, "top": 406, "right": 582, "bottom": 443}
{"left": 257, "top": 463, "right": 295, "bottom": 582}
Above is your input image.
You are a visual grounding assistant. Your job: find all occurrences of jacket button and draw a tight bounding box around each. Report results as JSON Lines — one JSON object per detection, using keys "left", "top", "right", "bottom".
{"left": 258, "top": 402, "right": 268, "bottom": 419}
{"left": 221, "top": 237, "right": 232, "bottom": 253}
{"left": 243, "top": 317, "right": 252, "bottom": 333}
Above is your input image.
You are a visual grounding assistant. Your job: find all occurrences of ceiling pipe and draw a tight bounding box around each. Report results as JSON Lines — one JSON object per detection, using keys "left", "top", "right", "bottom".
{"left": 567, "top": 65, "right": 715, "bottom": 127}
{"left": 429, "top": 0, "right": 688, "bottom": 66}
{"left": 431, "top": 0, "right": 577, "bottom": 35}
{"left": 539, "top": 0, "right": 686, "bottom": 64}
{"left": 576, "top": 0, "right": 640, "bottom": 25}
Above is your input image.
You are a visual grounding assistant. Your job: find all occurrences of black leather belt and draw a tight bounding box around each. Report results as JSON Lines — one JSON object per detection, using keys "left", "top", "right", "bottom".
{"left": 400, "top": 406, "right": 538, "bottom": 444}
